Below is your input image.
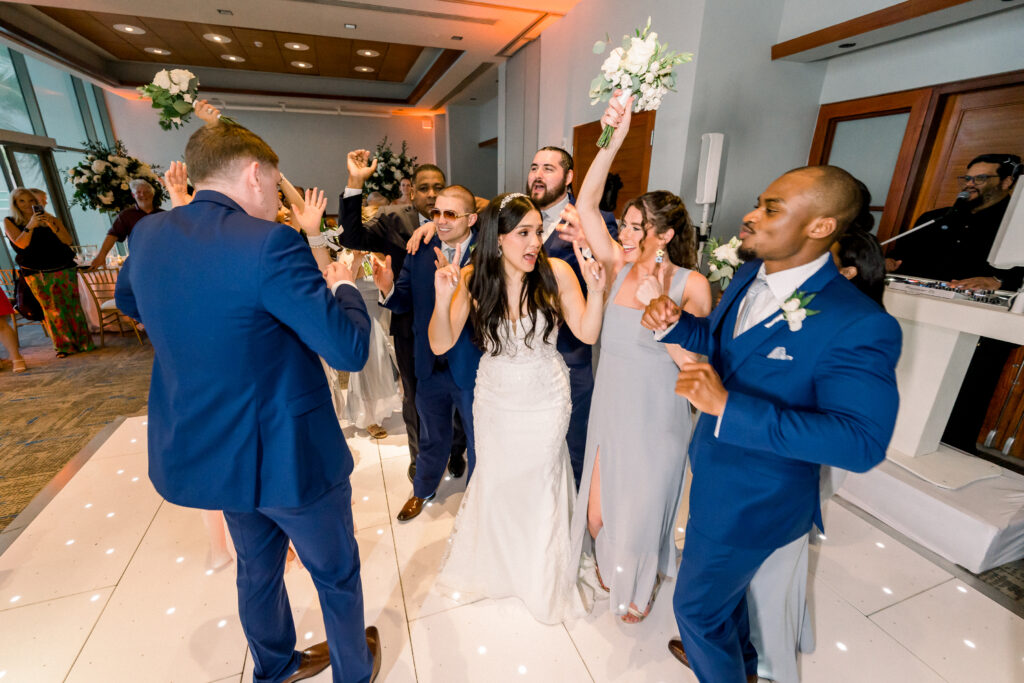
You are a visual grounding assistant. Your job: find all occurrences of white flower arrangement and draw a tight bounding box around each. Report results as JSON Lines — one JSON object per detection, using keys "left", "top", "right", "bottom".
{"left": 766, "top": 291, "right": 820, "bottom": 332}
{"left": 590, "top": 17, "right": 693, "bottom": 147}
{"left": 704, "top": 236, "right": 743, "bottom": 289}
{"left": 137, "top": 68, "right": 230, "bottom": 131}
{"left": 65, "top": 140, "right": 165, "bottom": 214}
{"left": 363, "top": 136, "right": 417, "bottom": 202}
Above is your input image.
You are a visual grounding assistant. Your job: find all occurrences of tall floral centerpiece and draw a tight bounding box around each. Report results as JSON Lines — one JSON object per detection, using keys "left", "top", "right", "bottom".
{"left": 138, "top": 69, "right": 236, "bottom": 130}
{"left": 590, "top": 17, "right": 693, "bottom": 147}
{"left": 66, "top": 140, "right": 165, "bottom": 214}
{"left": 364, "top": 136, "right": 417, "bottom": 202}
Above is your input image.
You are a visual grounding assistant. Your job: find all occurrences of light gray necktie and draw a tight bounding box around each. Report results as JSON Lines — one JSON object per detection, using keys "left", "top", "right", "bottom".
{"left": 443, "top": 245, "right": 456, "bottom": 264}
{"left": 734, "top": 275, "right": 773, "bottom": 337}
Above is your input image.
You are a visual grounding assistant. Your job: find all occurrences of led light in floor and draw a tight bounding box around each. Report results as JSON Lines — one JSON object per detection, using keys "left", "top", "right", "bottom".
{"left": 957, "top": 586, "right": 968, "bottom": 593}
{"left": 875, "top": 542, "right": 885, "bottom": 549}
{"left": 835, "top": 642, "right": 848, "bottom": 652}
{"left": 166, "top": 607, "right": 176, "bottom": 615}
{"left": 377, "top": 529, "right": 384, "bottom": 535}
{"left": 677, "top": 527, "right": 684, "bottom": 533}
{"left": 107, "top": 512, "right": 115, "bottom": 518}
{"left": 616, "top": 566, "right": 623, "bottom": 572}
{"left": 117, "top": 469, "right": 125, "bottom": 475}
{"left": 882, "top": 587, "right": 893, "bottom": 595}
{"left": 0, "top": 670, "right": 6, "bottom": 678}
{"left": 91, "top": 594, "right": 100, "bottom": 602}
{"left": 452, "top": 592, "right": 460, "bottom": 600}
{"left": 818, "top": 534, "right": 826, "bottom": 540}
{"left": 618, "top": 603, "right": 626, "bottom": 611}
{"left": 105, "top": 548, "right": 114, "bottom": 555}
{"left": 478, "top": 646, "right": 487, "bottom": 655}
{"left": 206, "top": 569, "right": 214, "bottom": 576}
{"left": 305, "top": 631, "right": 313, "bottom": 640}
{"left": 445, "top": 476, "right": 451, "bottom": 481}
{"left": 66, "top": 539, "right": 75, "bottom": 545}
{"left": 176, "top": 556, "right": 184, "bottom": 563}
{"left": 84, "top": 503, "right": 92, "bottom": 509}
{"left": 130, "top": 438, "right": 137, "bottom": 443}
{"left": 143, "top": 421, "right": 148, "bottom": 425}
{"left": 426, "top": 502, "right": 433, "bottom": 507}
{"left": 362, "top": 496, "right": 369, "bottom": 501}
{"left": 218, "top": 619, "right": 227, "bottom": 628}
{"left": 518, "top": 665, "right": 527, "bottom": 674}
{"left": 964, "top": 639, "right": 976, "bottom": 649}
{"left": 9, "top": 595, "right": 20, "bottom": 603}
{"left": 132, "top": 477, "right": 139, "bottom": 482}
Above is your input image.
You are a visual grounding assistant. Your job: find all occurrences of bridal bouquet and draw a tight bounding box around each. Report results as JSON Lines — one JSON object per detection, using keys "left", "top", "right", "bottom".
{"left": 704, "top": 236, "right": 743, "bottom": 289}
{"left": 590, "top": 17, "right": 693, "bottom": 147}
{"left": 364, "top": 136, "right": 417, "bottom": 201}
{"left": 66, "top": 140, "right": 165, "bottom": 214}
{"left": 137, "top": 69, "right": 201, "bottom": 130}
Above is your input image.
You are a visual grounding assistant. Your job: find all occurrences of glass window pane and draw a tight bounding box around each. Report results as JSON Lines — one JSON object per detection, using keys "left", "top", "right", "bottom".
{"left": 828, "top": 113, "right": 910, "bottom": 211}
{"left": 53, "top": 149, "right": 110, "bottom": 250}
{"left": 0, "top": 160, "right": 15, "bottom": 269}
{"left": 85, "top": 85, "right": 106, "bottom": 144}
{"left": 0, "top": 47, "right": 33, "bottom": 134}
{"left": 12, "top": 150, "right": 46, "bottom": 190}
{"left": 23, "top": 55, "right": 87, "bottom": 147}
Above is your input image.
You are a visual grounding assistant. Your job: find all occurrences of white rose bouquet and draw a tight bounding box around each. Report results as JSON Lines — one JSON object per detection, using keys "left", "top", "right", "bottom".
{"left": 704, "top": 235, "right": 743, "bottom": 289}
{"left": 138, "top": 69, "right": 238, "bottom": 130}
{"left": 363, "top": 136, "right": 417, "bottom": 201}
{"left": 65, "top": 140, "right": 165, "bottom": 214}
{"left": 590, "top": 17, "right": 693, "bottom": 147}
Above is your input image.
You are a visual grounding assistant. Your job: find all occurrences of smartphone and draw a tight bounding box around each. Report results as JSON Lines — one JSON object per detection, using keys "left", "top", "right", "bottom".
{"left": 32, "top": 205, "right": 44, "bottom": 215}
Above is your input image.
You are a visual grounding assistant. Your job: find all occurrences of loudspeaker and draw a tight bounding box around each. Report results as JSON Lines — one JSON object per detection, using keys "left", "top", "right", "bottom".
{"left": 695, "top": 133, "right": 724, "bottom": 205}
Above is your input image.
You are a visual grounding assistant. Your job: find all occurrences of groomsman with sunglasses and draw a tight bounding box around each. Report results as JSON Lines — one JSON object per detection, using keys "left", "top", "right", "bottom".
{"left": 338, "top": 152, "right": 468, "bottom": 482}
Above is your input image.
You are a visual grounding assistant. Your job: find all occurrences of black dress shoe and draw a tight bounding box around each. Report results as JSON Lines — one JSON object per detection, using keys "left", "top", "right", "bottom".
{"left": 407, "top": 460, "right": 416, "bottom": 483}
{"left": 366, "top": 625, "right": 382, "bottom": 682}
{"left": 447, "top": 452, "right": 466, "bottom": 478}
{"left": 397, "top": 491, "right": 436, "bottom": 521}
{"left": 282, "top": 641, "right": 330, "bottom": 683}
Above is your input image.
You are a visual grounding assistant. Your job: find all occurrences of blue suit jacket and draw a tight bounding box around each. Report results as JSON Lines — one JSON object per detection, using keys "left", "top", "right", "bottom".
{"left": 662, "top": 258, "right": 901, "bottom": 549}
{"left": 115, "top": 191, "right": 371, "bottom": 512}
{"left": 545, "top": 197, "right": 618, "bottom": 367}
{"left": 383, "top": 234, "right": 481, "bottom": 389}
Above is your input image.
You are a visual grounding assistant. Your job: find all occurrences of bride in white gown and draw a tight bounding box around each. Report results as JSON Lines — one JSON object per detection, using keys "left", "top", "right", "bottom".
{"left": 427, "top": 192, "right": 607, "bottom": 624}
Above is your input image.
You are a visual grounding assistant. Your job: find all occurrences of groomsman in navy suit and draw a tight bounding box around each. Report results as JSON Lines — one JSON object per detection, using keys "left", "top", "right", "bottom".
{"left": 643, "top": 165, "right": 902, "bottom": 683}
{"left": 527, "top": 146, "right": 618, "bottom": 488}
{"left": 116, "top": 123, "right": 381, "bottom": 683}
{"left": 372, "top": 185, "right": 482, "bottom": 521}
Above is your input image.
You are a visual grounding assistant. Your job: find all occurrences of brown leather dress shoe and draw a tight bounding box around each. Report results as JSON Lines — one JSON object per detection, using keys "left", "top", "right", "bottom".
{"left": 667, "top": 638, "right": 757, "bottom": 683}
{"left": 282, "top": 641, "right": 330, "bottom": 683}
{"left": 366, "top": 625, "right": 382, "bottom": 682}
{"left": 396, "top": 491, "right": 436, "bottom": 521}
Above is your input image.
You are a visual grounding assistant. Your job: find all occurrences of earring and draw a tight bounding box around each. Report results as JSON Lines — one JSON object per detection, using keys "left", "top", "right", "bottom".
{"left": 497, "top": 245, "right": 503, "bottom": 257}
{"left": 655, "top": 248, "right": 665, "bottom": 264}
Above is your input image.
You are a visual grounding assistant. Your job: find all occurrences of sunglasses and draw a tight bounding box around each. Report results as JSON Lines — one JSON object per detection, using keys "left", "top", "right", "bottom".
{"left": 429, "top": 209, "right": 473, "bottom": 221}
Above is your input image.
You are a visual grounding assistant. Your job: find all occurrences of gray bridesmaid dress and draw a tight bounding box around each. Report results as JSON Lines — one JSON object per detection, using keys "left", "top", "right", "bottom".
{"left": 569, "top": 262, "right": 694, "bottom": 616}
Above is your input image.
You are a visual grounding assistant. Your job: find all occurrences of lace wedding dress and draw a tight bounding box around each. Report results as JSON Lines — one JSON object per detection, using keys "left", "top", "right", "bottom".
{"left": 436, "top": 316, "right": 591, "bottom": 624}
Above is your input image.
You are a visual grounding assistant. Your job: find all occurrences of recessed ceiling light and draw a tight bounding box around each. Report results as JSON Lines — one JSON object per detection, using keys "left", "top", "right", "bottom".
{"left": 356, "top": 49, "right": 380, "bottom": 57}
{"left": 217, "top": 8, "right": 233, "bottom": 15}
{"left": 114, "top": 24, "right": 146, "bottom": 35}
{"left": 344, "top": 23, "right": 357, "bottom": 29}
{"left": 144, "top": 47, "right": 171, "bottom": 56}
{"left": 451, "top": 35, "right": 463, "bottom": 41}
{"left": 838, "top": 42, "right": 856, "bottom": 48}
{"left": 354, "top": 65, "right": 375, "bottom": 73}
{"left": 204, "top": 33, "right": 232, "bottom": 44}
{"left": 291, "top": 61, "right": 313, "bottom": 69}
{"left": 221, "top": 54, "right": 245, "bottom": 63}
{"left": 284, "top": 41, "right": 309, "bottom": 51}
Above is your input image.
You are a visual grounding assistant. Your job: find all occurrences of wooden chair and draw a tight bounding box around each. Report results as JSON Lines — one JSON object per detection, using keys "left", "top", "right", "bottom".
{"left": 78, "top": 267, "right": 145, "bottom": 346}
{"left": 0, "top": 268, "right": 49, "bottom": 339}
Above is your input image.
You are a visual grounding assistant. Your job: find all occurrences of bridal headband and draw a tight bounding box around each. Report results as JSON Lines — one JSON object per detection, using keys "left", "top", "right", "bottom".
{"left": 500, "top": 193, "right": 528, "bottom": 211}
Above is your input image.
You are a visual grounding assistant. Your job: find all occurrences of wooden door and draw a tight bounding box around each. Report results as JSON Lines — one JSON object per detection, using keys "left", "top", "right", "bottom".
{"left": 910, "top": 84, "right": 1024, "bottom": 222}
{"left": 978, "top": 346, "right": 1024, "bottom": 460}
{"left": 571, "top": 110, "right": 655, "bottom": 218}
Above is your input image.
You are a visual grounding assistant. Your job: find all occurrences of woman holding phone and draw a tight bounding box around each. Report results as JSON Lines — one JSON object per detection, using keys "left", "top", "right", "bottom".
{"left": 3, "top": 187, "right": 93, "bottom": 357}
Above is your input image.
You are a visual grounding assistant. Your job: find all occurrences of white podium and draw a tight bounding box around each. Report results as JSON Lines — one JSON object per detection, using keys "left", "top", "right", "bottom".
{"left": 839, "top": 290, "right": 1024, "bottom": 573}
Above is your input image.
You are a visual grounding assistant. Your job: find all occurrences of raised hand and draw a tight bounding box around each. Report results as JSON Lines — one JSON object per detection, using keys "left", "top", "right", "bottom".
{"left": 323, "top": 260, "right": 355, "bottom": 290}
{"left": 556, "top": 203, "right": 585, "bottom": 245}
{"left": 406, "top": 221, "right": 436, "bottom": 254}
{"left": 161, "top": 161, "right": 192, "bottom": 207}
{"left": 600, "top": 90, "right": 634, "bottom": 149}
{"left": 434, "top": 245, "right": 461, "bottom": 299}
{"left": 573, "top": 240, "right": 605, "bottom": 295}
{"left": 346, "top": 150, "right": 378, "bottom": 189}
{"left": 193, "top": 99, "right": 221, "bottom": 125}
{"left": 347, "top": 250, "right": 368, "bottom": 281}
{"left": 291, "top": 187, "right": 327, "bottom": 235}
{"left": 641, "top": 295, "right": 682, "bottom": 331}
{"left": 635, "top": 261, "right": 670, "bottom": 306}
{"left": 674, "top": 363, "right": 729, "bottom": 416}
{"left": 371, "top": 254, "right": 394, "bottom": 293}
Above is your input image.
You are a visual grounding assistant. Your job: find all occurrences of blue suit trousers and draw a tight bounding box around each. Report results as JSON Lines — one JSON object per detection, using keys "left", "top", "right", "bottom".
{"left": 413, "top": 368, "right": 476, "bottom": 499}
{"left": 224, "top": 481, "right": 373, "bottom": 683}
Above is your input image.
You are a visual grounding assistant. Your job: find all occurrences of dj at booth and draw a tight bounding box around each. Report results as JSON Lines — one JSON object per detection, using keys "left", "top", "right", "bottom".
{"left": 886, "top": 153, "right": 1023, "bottom": 290}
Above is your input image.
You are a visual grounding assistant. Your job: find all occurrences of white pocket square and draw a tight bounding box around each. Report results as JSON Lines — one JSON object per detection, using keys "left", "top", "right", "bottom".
{"left": 766, "top": 346, "right": 793, "bottom": 361}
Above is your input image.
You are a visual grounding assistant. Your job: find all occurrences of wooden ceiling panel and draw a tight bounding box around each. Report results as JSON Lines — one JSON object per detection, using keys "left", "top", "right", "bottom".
{"left": 378, "top": 44, "right": 423, "bottom": 82}
{"left": 232, "top": 28, "right": 287, "bottom": 73}
{"left": 137, "top": 17, "right": 222, "bottom": 69}
{"left": 274, "top": 32, "right": 320, "bottom": 76}
{"left": 313, "top": 35, "right": 351, "bottom": 79}
{"left": 39, "top": 8, "right": 144, "bottom": 60}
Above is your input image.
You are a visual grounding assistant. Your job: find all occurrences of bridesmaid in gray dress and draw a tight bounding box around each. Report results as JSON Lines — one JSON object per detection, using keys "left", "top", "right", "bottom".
{"left": 560, "top": 95, "right": 711, "bottom": 623}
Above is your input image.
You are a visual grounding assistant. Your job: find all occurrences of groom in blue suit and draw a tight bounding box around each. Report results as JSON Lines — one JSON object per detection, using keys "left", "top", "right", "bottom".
{"left": 374, "top": 185, "right": 482, "bottom": 521}
{"left": 116, "top": 123, "right": 381, "bottom": 683}
{"left": 643, "top": 166, "right": 901, "bottom": 683}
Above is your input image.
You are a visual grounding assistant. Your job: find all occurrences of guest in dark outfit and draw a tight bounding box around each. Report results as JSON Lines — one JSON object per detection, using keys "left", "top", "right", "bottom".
{"left": 90, "top": 179, "right": 163, "bottom": 269}
{"left": 3, "top": 187, "right": 93, "bottom": 357}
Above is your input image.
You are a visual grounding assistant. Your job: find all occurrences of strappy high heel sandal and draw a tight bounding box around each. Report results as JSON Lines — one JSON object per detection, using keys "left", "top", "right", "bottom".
{"left": 620, "top": 574, "right": 663, "bottom": 624}
{"left": 12, "top": 359, "right": 27, "bottom": 373}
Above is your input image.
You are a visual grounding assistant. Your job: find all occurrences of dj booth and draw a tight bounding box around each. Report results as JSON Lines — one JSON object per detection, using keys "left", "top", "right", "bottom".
{"left": 839, "top": 279, "right": 1024, "bottom": 573}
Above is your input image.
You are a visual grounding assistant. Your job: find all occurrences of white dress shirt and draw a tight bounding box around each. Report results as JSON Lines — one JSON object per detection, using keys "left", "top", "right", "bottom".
{"left": 540, "top": 194, "right": 570, "bottom": 244}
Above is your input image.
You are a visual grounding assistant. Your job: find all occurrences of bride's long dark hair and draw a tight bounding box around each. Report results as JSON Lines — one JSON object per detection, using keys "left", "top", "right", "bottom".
{"left": 469, "top": 193, "right": 562, "bottom": 356}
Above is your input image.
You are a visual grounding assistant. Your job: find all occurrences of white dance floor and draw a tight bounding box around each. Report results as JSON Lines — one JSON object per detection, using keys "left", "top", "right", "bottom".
{"left": 1, "top": 413, "right": 1023, "bottom": 682}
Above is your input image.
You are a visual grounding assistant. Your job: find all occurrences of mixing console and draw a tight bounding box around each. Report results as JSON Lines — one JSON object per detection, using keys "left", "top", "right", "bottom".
{"left": 885, "top": 275, "right": 1012, "bottom": 309}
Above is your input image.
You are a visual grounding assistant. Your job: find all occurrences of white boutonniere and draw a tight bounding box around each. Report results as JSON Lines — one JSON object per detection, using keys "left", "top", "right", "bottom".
{"left": 766, "top": 291, "right": 820, "bottom": 332}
